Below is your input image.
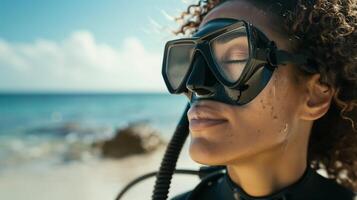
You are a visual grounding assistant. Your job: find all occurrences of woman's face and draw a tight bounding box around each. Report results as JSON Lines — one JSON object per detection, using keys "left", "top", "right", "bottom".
{"left": 187, "top": 0, "right": 306, "bottom": 165}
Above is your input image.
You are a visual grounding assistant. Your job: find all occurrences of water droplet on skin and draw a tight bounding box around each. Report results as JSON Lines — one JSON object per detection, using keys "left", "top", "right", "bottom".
{"left": 283, "top": 123, "right": 288, "bottom": 133}
{"left": 260, "top": 99, "right": 266, "bottom": 109}
{"left": 270, "top": 106, "right": 275, "bottom": 118}
{"left": 270, "top": 106, "right": 274, "bottom": 117}
{"left": 277, "top": 124, "right": 288, "bottom": 135}
{"left": 280, "top": 123, "right": 290, "bottom": 152}
{"left": 272, "top": 84, "right": 276, "bottom": 98}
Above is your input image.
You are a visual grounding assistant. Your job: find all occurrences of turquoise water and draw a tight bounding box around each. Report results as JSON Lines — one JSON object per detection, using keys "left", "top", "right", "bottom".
{"left": 0, "top": 93, "right": 188, "bottom": 169}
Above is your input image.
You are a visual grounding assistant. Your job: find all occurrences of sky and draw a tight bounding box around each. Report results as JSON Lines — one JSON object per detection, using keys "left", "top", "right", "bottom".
{"left": 0, "top": 0, "right": 196, "bottom": 93}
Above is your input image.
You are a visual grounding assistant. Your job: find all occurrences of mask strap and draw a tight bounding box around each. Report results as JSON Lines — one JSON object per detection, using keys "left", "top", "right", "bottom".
{"left": 275, "top": 50, "right": 319, "bottom": 74}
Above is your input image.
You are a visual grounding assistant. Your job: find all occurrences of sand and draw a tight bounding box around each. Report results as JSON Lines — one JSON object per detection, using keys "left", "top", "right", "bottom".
{"left": 0, "top": 142, "right": 202, "bottom": 200}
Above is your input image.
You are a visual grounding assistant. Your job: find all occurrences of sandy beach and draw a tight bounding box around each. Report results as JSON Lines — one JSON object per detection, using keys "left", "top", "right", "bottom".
{"left": 0, "top": 141, "right": 201, "bottom": 200}
{"left": 0, "top": 94, "right": 196, "bottom": 200}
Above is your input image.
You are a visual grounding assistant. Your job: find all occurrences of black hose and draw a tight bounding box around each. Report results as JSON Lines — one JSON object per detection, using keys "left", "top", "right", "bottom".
{"left": 151, "top": 103, "right": 191, "bottom": 200}
{"left": 115, "top": 169, "right": 198, "bottom": 200}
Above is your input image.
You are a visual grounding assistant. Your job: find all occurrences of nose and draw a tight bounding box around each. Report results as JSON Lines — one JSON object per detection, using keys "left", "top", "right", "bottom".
{"left": 186, "top": 51, "right": 217, "bottom": 97}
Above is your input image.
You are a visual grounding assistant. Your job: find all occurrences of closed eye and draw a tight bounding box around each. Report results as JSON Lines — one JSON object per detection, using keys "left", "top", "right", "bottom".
{"left": 222, "top": 59, "right": 247, "bottom": 64}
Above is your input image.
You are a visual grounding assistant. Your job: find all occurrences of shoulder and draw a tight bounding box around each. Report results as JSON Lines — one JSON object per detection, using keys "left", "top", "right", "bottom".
{"left": 312, "top": 170, "right": 356, "bottom": 199}
{"left": 170, "top": 170, "right": 226, "bottom": 200}
{"left": 170, "top": 190, "right": 191, "bottom": 200}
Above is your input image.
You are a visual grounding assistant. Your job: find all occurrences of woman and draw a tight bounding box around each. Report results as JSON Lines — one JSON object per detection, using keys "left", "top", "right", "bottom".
{"left": 161, "top": 0, "right": 357, "bottom": 199}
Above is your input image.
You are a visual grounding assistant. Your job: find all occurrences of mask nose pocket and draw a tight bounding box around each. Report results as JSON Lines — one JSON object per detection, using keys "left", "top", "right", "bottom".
{"left": 186, "top": 51, "right": 218, "bottom": 97}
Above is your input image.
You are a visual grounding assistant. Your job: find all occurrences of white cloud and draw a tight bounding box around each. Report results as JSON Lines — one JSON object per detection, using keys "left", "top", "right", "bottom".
{"left": 0, "top": 31, "right": 166, "bottom": 92}
{"left": 160, "top": 9, "right": 175, "bottom": 21}
{"left": 181, "top": 0, "right": 196, "bottom": 4}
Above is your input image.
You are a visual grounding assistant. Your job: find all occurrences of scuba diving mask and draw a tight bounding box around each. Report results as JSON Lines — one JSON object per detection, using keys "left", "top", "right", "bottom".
{"left": 162, "top": 18, "right": 315, "bottom": 105}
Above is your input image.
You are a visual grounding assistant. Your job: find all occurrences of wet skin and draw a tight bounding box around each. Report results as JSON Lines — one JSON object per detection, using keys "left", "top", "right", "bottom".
{"left": 185, "top": 0, "right": 334, "bottom": 197}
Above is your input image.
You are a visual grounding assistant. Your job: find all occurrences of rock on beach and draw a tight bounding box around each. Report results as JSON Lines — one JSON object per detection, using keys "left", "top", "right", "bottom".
{"left": 95, "top": 123, "right": 167, "bottom": 159}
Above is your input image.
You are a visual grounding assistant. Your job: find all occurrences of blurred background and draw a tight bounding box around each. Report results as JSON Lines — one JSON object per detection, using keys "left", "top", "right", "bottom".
{"left": 0, "top": 0, "right": 201, "bottom": 199}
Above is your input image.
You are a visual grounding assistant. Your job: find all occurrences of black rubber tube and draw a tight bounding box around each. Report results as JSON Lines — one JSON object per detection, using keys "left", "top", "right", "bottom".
{"left": 151, "top": 103, "right": 190, "bottom": 200}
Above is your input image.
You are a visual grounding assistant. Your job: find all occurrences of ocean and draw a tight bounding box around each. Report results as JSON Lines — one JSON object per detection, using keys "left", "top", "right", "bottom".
{"left": 0, "top": 93, "right": 188, "bottom": 171}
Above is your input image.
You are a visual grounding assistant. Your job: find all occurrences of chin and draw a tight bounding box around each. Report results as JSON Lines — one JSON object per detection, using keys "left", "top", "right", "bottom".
{"left": 188, "top": 137, "right": 229, "bottom": 166}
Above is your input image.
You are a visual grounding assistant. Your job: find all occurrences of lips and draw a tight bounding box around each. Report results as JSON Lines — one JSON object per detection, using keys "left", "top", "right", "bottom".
{"left": 187, "top": 103, "right": 228, "bottom": 131}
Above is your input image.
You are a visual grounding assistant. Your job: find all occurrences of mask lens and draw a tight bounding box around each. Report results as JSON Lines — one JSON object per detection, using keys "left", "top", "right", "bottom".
{"left": 211, "top": 26, "right": 249, "bottom": 83}
{"left": 165, "top": 42, "right": 196, "bottom": 91}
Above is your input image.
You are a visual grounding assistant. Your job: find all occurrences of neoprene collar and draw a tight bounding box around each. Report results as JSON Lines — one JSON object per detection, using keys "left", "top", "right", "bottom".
{"left": 171, "top": 166, "right": 356, "bottom": 200}
{"left": 224, "top": 166, "right": 314, "bottom": 200}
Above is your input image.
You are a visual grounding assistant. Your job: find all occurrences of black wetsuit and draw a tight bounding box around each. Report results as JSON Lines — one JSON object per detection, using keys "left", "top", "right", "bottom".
{"left": 171, "top": 166, "right": 356, "bottom": 200}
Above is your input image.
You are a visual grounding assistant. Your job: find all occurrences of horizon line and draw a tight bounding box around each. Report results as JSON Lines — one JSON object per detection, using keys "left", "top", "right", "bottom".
{"left": 0, "top": 90, "right": 169, "bottom": 95}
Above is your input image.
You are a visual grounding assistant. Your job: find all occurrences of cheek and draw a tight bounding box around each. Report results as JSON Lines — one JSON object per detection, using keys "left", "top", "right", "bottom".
{"left": 256, "top": 68, "right": 294, "bottom": 125}
{"left": 188, "top": 67, "right": 301, "bottom": 165}
{"left": 226, "top": 68, "right": 300, "bottom": 155}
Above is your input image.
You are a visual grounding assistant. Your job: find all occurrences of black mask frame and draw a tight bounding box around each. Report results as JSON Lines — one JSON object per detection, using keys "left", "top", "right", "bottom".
{"left": 162, "top": 18, "right": 316, "bottom": 105}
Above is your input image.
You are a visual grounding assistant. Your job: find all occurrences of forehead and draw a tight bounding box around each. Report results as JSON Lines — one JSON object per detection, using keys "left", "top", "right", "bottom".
{"left": 200, "top": 0, "right": 291, "bottom": 50}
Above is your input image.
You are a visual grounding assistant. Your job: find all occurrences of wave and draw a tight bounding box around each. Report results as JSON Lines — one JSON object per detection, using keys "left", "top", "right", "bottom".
{"left": 0, "top": 122, "right": 116, "bottom": 171}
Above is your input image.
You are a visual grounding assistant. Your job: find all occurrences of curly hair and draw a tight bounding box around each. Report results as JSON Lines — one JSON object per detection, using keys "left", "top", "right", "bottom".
{"left": 173, "top": 0, "right": 357, "bottom": 191}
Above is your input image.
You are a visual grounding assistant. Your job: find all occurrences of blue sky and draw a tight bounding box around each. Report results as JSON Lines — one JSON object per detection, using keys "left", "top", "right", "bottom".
{"left": 0, "top": 0, "right": 195, "bottom": 92}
